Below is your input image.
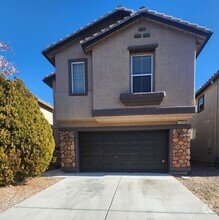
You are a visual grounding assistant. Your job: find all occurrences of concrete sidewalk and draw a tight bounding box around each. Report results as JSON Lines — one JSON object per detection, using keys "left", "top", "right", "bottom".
{"left": 0, "top": 173, "right": 218, "bottom": 220}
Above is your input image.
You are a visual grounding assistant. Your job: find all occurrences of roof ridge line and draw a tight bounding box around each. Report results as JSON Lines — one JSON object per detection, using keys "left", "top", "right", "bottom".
{"left": 80, "top": 8, "right": 212, "bottom": 48}
{"left": 42, "top": 7, "right": 134, "bottom": 53}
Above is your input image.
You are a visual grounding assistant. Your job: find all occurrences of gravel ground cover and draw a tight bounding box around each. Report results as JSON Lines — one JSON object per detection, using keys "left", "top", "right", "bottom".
{"left": 176, "top": 164, "right": 219, "bottom": 215}
{"left": 0, "top": 176, "right": 63, "bottom": 213}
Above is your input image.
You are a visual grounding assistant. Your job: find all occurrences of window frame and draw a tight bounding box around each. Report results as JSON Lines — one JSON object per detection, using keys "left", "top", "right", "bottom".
{"left": 198, "top": 95, "right": 204, "bottom": 113}
{"left": 130, "top": 54, "right": 153, "bottom": 94}
{"left": 68, "top": 58, "right": 88, "bottom": 96}
{"left": 71, "top": 61, "right": 85, "bottom": 93}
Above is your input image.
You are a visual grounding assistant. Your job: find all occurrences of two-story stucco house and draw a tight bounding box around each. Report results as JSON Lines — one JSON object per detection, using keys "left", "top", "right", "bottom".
{"left": 42, "top": 6, "right": 212, "bottom": 174}
{"left": 191, "top": 71, "right": 219, "bottom": 165}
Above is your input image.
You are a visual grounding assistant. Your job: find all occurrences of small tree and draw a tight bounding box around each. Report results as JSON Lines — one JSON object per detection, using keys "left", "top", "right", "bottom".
{"left": 0, "top": 77, "right": 55, "bottom": 185}
{"left": 0, "top": 41, "right": 18, "bottom": 77}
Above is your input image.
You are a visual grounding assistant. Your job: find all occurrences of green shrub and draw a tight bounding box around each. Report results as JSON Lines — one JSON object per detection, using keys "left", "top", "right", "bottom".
{"left": 0, "top": 76, "right": 55, "bottom": 185}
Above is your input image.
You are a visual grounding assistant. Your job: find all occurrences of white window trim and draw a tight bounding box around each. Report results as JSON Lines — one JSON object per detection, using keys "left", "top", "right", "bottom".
{"left": 71, "top": 61, "right": 85, "bottom": 93}
{"left": 131, "top": 54, "right": 153, "bottom": 93}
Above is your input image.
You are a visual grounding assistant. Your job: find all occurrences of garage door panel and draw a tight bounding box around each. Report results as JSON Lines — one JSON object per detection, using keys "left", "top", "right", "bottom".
{"left": 79, "top": 131, "right": 168, "bottom": 172}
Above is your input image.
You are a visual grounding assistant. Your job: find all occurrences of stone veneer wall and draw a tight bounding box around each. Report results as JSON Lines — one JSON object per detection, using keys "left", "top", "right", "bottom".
{"left": 59, "top": 131, "right": 76, "bottom": 169}
{"left": 172, "top": 128, "right": 191, "bottom": 168}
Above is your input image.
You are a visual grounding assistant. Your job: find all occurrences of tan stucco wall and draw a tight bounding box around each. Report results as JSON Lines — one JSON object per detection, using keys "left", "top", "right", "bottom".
{"left": 40, "top": 107, "right": 53, "bottom": 125}
{"left": 54, "top": 19, "right": 196, "bottom": 123}
{"left": 190, "top": 83, "right": 217, "bottom": 163}
{"left": 55, "top": 43, "right": 93, "bottom": 120}
{"left": 92, "top": 20, "right": 196, "bottom": 110}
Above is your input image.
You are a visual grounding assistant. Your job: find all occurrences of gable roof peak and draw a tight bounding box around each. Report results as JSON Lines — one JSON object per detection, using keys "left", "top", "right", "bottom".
{"left": 139, "top": 6, "right": 147, "bottom": 10}
{"left": 43, "top": 6, "right": 212, "bottom": 66}
{"left": 117, "top": 5, "right": 124, "bottom": 9}
{"left": 81, "top": 7, "right": 212, "bottom": 53}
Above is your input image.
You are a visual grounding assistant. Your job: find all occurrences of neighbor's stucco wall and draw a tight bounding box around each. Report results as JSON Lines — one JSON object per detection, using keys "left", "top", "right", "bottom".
{"left": 39, "top": 107, "right": 53, "bottom": 125}
{"left": 216, "top": 81, "right": 219, "bottom": 160}
{"left": 190, "top": 83, "right": 217, "bottom": 163}
{"left": 54, "top": 19, "right": 196, "bottom": 122}
{"left": 92, "top": 20, "right": 196, "bottom": 110}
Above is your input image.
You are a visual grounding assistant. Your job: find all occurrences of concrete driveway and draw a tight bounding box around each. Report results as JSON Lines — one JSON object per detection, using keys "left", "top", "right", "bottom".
{"left": 0, "top": 172, "right": 218, "bottom": 220}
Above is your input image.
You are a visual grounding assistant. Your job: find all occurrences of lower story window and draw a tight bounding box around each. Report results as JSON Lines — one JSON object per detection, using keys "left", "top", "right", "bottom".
{"left": 131, "top": 54, "right": 153, "bottom": 93}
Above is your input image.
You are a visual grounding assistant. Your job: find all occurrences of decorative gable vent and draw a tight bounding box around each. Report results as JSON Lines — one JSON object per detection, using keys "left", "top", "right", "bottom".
{"left": 134, "top": 27, "right": 150, "bottom": 38}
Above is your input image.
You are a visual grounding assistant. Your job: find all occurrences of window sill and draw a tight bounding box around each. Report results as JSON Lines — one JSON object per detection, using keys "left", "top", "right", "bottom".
{"left": 120, "top": 92, "right": 165, "bottom": 106}
{"left": 69, "top": 92, "right": 88, "bottom": 96}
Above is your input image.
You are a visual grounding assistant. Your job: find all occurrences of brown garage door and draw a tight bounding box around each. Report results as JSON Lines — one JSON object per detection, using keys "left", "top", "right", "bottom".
{"left": 79, "top": 131, "right": 168, "bottom": 172}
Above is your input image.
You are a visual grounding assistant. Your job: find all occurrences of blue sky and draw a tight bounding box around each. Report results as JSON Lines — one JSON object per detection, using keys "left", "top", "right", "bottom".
{"left": 0, "top": 0, "right": 218, "bottom": 105}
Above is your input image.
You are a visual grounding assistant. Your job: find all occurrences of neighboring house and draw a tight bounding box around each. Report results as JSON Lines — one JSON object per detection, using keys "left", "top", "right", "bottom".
{"left": 191, "top": 71, "right": 219, "bottom": 165}
{"left": 38, "top": 99, "right": 53, "bottom": 125}
{"left": 42, "top": 6, "right": 212, "bottom": 174}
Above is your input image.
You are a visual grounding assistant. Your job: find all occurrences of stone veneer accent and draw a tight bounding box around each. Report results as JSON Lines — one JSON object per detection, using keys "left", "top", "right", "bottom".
{"left": 59, "top": 131, "right": 76, "bottom": 169}
{"left": 172, "top": 128, "right": 191, "bottom": 168}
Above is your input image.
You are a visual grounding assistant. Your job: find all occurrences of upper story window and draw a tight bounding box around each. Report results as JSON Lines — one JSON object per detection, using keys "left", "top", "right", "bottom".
{"left": 198, "top": 95, "right": 204, "bottom": 113}
{"left": 131, "top": 54, "right": 153, "bottom": 93}
{"left": 69, "top": 58, "right": 87, "bottom": 95}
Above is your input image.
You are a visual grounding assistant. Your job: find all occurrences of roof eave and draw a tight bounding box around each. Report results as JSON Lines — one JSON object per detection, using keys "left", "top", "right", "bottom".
{"left": 42, "top": 50, "right": 55, "bottom": 66}
{"left": 42, "top": 8, "right": 132, "bottom": 64}
{"left": 195, "top": 72, "right": 219, "bottom": 98}
{"left": 38, "top": 99, "right": 54, "bottom": 111}
{"left": 43, "top": 73, "right": 56, "bottom": 88}
{"left": 196, "top": 31, "right": 213, "bottom": 58}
